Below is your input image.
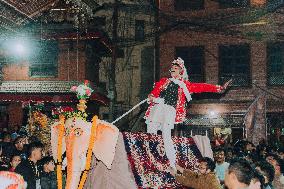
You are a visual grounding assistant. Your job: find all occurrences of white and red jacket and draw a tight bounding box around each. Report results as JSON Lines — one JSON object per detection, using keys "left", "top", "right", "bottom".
{"left": 145, "top": 78, "right": 223, "bottom": 124}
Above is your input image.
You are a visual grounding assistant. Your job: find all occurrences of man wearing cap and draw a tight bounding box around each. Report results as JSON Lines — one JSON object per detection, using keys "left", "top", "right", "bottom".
{"left": 144, "top": 57, "right": 231, "bottom": 170}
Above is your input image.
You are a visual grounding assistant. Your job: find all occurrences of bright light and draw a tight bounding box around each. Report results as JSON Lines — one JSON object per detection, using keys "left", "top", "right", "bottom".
{"left": 14, "top": 43, "right": 26, "bottom": 55}
{"left": 208, "top": 110, "right": 217, "bottom": 118}
{"left": 4, "top": 38, "right": 30, "bottom": 57}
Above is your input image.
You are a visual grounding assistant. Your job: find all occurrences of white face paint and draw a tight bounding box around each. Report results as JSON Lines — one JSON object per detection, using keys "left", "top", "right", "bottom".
{"left": 170, "top": 65, "right": 182, "bottom": 79}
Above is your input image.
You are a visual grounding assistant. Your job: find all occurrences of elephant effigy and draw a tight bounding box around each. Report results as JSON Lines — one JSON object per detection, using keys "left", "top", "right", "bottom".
{"left": 49, "top": 80, "right": 119, "bottom": 189}
{"left": 45, "top": 80, "right": 213, "bottom": 189}
{"left": 50, "top": 115, "right": 119, "bottom": 189}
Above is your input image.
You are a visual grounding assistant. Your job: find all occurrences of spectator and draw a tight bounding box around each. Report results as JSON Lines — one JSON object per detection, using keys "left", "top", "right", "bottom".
{"left": 249, "top": 169, "right": 265, "bottom": 189}
{"left": 266, "top": 154, "right": 284, "bottom": 189}
{"left": 1, "top": 132, "right": 13, "bottom": 158}
{"left": 11, "top": 136, "right": 28, "bottom": 160}
{"left": 226, "top": 148, "right": 235, "bottom": 163}
{"left": 277, "top": 148, "right": 284, "bottom": 160}
{"left": 256, "top": 145, "right": 268, "bottom": 161}
{"left": 224, "top": 158, "right": 254, "bottom": 189}
{"left": 245, "top": 141, "right": 256, "bottom": 156}
{"left": 39, "top": 156, "right": 57, "bottom": 189}
{"left": 255, "top": 161, "right": 275, "bottom": 189}
{"left": 0, "top": 144, "right": 8, "bottom": 171}
{"left": 9, "top": 154, "right": 22, "bottom": 172}
{"left": 214, "top": 147, "right": 230, "bottom": 184}
{"left": 2, "top": 132, "right": 11, "bottom": 143}
{"left": 172, "top": 157, "right": 221, "bottom": 189}
{"left": 15, "top": 142, "right": 43, "bottom": 189}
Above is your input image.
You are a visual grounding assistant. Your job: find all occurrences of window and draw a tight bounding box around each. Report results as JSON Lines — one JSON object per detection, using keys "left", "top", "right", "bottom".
{"left": 140, "top": 47, "right": 155, "bottom": 101}
{"left": 93, "top": 17, "right": 106, "bottom": 27}
{"left": 176, "top": 46, "right": 205, "bottom": 82}
{"left": 175, "top": 0, "right": 204, "bottom": 11}
{"left": 219, "top": 44, "right": 250, "bottom": 87}
{"left": 267, "top": 42, "right": 284, "bottom": 86}
{"left": 29, "top": 40, "right": 58, "bottom": 77}
{"left": 218, "top": 0, "right": 250, "bottom": 8}
{"left": 135, "top": 20, "right": 145, "bottom": 41}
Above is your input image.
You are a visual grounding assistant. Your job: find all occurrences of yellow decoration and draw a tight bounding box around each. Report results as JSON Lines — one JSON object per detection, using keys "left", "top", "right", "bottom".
{"left": 56, "top": 115, "right": 65, "bottom": 189}
{"left": 77, "top": 99, "right": 87, "bottom": 112}
{"left": 29, "top": 111, "right": 51, "bottom": 154}
{"left": 33, "top": 111, "right": 48, "bottom": 128}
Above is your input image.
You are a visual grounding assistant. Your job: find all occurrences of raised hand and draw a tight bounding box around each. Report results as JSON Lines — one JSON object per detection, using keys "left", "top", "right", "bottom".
{"left": 223, "top": 79, "right": 233, "bottom": 90}
{"left": 147, "top": 94, "right": 154, "bottom": 103}
{"left": 219, "top": 79, "right": 233, "bottom": 93}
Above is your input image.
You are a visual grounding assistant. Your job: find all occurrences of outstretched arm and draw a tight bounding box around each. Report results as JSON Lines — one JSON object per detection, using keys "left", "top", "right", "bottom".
{"left": 187, "top": 82, "right": 223, "bottom": 93}
{"left": 187, "top": 79, "right": 232, "bottom": 94}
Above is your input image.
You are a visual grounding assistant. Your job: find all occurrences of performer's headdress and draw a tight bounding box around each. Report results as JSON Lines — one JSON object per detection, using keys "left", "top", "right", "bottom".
{"left": 171, "top": 57, "right": 188, "bottom": 80}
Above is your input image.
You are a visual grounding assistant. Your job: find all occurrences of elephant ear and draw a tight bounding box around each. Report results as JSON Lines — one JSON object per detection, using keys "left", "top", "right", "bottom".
{"left": 92, "top": 119, "right": 119, "bottom": 169}
{"left": 50, "top": 121, "right": 66, "bottom": 163}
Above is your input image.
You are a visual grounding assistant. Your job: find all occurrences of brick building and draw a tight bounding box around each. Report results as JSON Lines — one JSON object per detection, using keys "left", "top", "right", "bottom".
{"left": 0, "top": 0, "right": 110, "bottom": 129}
{"left": 95, "top": 0, "right": 157, "bottom": 127}
{"left": 158, "top": 0, "right": 284, "bottom": 141}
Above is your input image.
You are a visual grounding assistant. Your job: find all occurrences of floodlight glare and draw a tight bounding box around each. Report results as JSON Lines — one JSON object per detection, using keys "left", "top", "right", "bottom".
{"left": 208, "top": 110, "right": 217, "bottom": 118}
{"left": 14, "top": 43, "right": 26, "bottom": 55}
{"left": 4, "top": 38, "right": 31, "bottom": 58}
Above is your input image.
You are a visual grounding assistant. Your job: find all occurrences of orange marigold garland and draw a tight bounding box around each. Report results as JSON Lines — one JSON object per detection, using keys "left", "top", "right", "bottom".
{"left": 78, "top": 116, "right": 98, "bottom": 189}
{"left": 56, "top": 115, "right": 65, "bottom": 189}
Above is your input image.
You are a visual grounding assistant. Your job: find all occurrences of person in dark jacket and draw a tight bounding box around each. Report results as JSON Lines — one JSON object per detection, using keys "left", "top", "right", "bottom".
{"left": 171, "top": 157, "right": 222, "bottom": 189}
{"left": 15, "top": 142, "right": 43, "bottom": 189}
{"left": 39, "top": 156, "right": 57, "bottom": 189}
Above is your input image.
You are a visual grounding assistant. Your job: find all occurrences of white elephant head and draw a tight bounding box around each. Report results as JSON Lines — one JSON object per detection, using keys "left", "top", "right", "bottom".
{"left": 50, "top": 116, "right": 119, "bottom": 189}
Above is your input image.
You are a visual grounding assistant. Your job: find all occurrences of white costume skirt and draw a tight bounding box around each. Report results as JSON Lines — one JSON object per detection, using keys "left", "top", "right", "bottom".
{"left": 145, "top": 101, "right": 176, "bottom": 132}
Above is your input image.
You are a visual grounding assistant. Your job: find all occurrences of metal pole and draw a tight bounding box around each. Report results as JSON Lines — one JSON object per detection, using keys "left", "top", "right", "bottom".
{"left": 109, "top": 0, "right": 119, "bottom": 122}
{"left": 154, "top": 0, "right": 160, "bottom": 81}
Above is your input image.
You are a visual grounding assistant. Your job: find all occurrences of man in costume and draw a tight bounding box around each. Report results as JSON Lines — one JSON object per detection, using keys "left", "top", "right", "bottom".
{"left": 144, "top": 57, "right": 231, "bottom": 170}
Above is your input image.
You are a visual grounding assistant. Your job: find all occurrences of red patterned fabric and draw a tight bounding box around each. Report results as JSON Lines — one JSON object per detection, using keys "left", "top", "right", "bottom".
{"left": 122, "top": 132, "right": 202, "bottom": 189}
{"left": 145, "top": 78, "right": 222, "bottom": 123}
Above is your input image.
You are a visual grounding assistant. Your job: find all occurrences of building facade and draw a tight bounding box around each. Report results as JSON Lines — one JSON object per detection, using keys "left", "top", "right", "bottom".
{"left": 159, "top": 0, "right": 284, "bottom": 141}
{"left": 94, "top": 0, "right": 158, "bottom": 130}
{"left": 0, "top": 0, "right": 110, "bottom": 129}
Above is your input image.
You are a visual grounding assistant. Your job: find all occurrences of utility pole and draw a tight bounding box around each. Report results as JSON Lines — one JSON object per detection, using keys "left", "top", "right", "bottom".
{"left": 109, "top": 0, "right": 118, "bottom": 122}
{"left": 154, "top": 0, "right": 160, "bottom": 81}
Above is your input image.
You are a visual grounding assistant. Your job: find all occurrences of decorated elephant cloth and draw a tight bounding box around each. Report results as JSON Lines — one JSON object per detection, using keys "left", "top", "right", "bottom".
{"left": 84, "top": 133, "right": 137, "bottom": 189}
{"left": 123, "top": 132, "right": 202, "bottom": 188}
{"left": 0, "top": 171, "right": 27, "bottom": 189}
{"left": 84, "top": 132, "right": 204, "bottom": 189}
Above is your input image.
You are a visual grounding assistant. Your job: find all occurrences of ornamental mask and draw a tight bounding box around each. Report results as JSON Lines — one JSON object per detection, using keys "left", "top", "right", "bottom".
{"left": 171, "top": 57, "right": 188, "bottom": 80}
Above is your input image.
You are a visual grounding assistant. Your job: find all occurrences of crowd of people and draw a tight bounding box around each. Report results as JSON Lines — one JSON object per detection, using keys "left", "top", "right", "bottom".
{"left": 0, "top": 131, "right": 57, "bottom": 189}
{"left": 171, "top": 139, "right": 284, "bottom": 189}
{"left": 0, "top": 127, "right": 283, "bottom": 189}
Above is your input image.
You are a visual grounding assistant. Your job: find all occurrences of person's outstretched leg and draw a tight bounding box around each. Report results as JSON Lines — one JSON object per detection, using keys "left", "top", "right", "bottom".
{"left": 162, "top": 125, "right": 176, "bottom": 168}
{"left": 147, "top": 122, "right": 158, "bottom": 134}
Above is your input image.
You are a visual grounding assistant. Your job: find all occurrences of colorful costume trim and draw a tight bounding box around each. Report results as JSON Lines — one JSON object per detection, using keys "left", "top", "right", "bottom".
{"left": 145, "top": 78, "right": 223, "bottom": 124}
